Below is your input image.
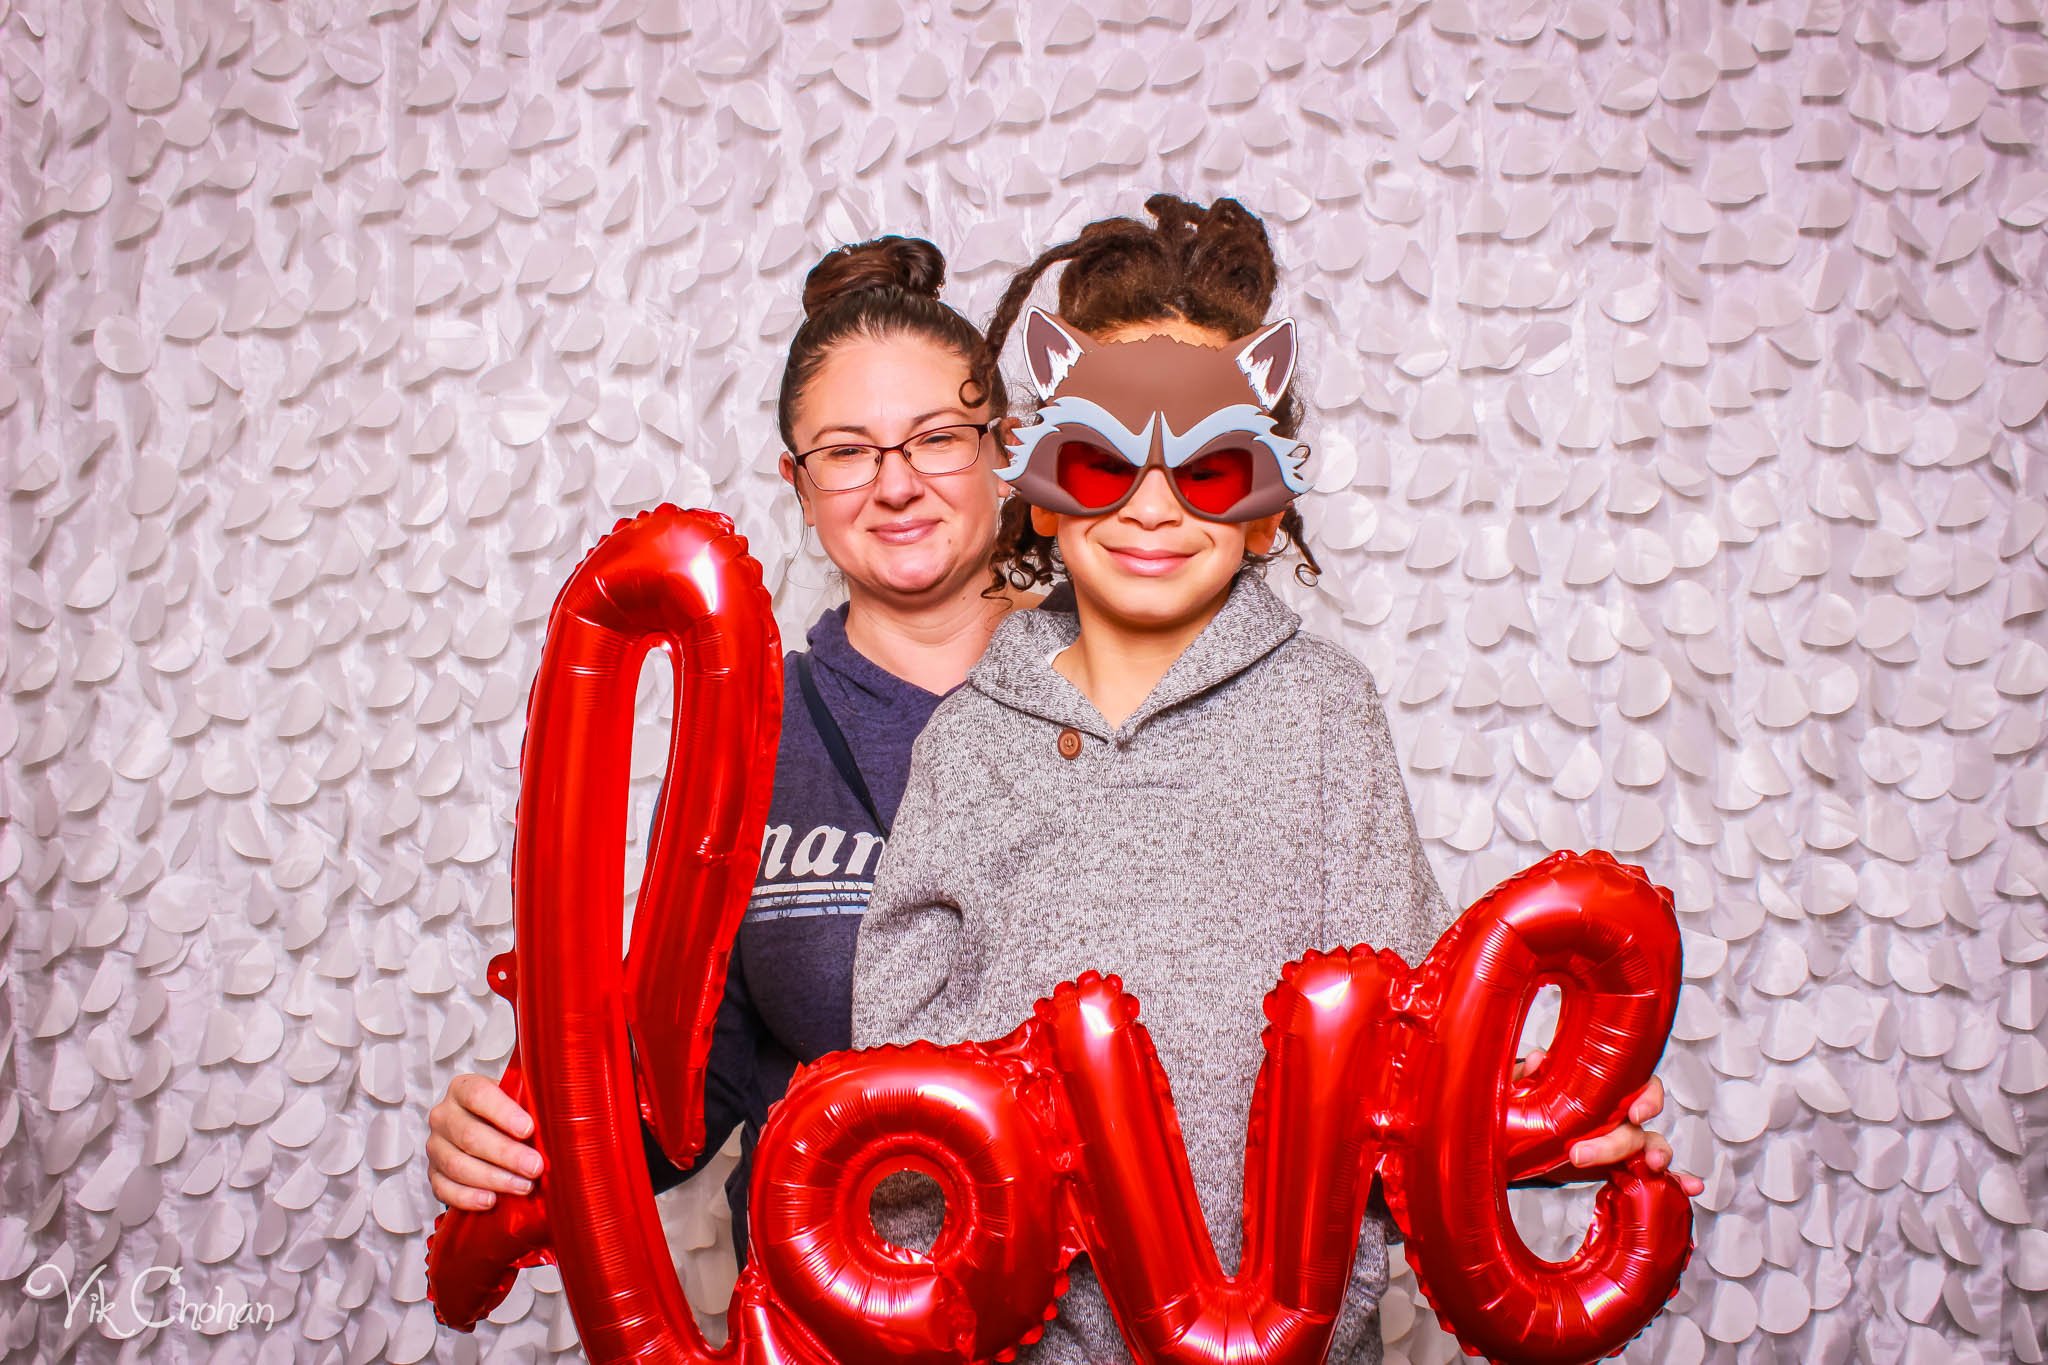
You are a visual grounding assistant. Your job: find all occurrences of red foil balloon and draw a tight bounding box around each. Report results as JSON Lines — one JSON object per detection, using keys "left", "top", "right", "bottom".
{"left": 1379, "top": 852, "right": 1695, "bottom": 1363}
{"left": 746, "top": 1044, "right": 1072, "bottom": 1363}
{"left": 423, "top": 505, "right": 1690, "bottom": 1365}
{"left": 746, "top": 849, "right": 1691, "bottom": 1365}
{"left": 425, "top": 504, "right": 785, "bottom": 1356}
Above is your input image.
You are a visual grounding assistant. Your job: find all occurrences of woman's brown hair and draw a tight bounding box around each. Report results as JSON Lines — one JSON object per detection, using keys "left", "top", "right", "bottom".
{"left": 980, "top": 194, "right": 1322, "bottom": 591}
{"left": 778, "top": 236, "right": 1006, "bottom": 454}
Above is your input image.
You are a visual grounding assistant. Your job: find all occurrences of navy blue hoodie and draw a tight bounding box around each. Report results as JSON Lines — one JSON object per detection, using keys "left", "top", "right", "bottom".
{"left": 639, "top": 600, "right": 951, "bottom": 1262}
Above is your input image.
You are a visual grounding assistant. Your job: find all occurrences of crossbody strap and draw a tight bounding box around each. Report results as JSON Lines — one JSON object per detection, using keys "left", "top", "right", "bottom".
{"left": 795, "top": 652, "right": 891, "bottom": 839}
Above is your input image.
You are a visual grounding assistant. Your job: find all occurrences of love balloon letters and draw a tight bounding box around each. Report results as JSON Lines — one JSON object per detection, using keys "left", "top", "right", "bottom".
{"left": 426, "top": 506, "right": 1694, "bottom": 1365}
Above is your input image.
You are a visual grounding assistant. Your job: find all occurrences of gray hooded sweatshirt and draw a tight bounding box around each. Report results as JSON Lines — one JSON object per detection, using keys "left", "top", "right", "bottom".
{"left": 850, "top": 566, "right": 1459, "bottom": 1364}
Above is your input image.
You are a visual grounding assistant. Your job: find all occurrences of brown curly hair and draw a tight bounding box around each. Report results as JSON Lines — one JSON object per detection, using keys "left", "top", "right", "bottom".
{"left": 979, "top": 194, "right": 1322, "bottom": 594}
{"left": 778, "top": 236, "right": 1006, "bottom": 455}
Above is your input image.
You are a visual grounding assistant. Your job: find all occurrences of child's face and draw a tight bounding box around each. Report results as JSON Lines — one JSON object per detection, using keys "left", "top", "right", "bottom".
{"left": 1029, "top": 318, "right": 1286, "bottom": 633}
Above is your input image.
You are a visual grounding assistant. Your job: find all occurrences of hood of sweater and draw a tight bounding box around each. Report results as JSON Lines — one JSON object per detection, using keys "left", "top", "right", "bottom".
{"left": 968, "top": 566, "right": 1301, "bottom": 743}
{"left": 804, "top": 600, "right": 953, "bottom": 703}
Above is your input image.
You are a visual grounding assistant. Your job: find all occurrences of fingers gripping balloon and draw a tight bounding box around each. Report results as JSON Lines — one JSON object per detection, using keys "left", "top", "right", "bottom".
{"left": 424, "top": 513, "right": 1693, "bottom": 1362}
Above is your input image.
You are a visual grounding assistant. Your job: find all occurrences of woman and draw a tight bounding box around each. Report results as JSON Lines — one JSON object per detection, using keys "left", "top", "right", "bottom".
{"left": 427, "top": 235, "right": 1043, "bottom": 1261}
{"left": 852, "top": 196, "right": 1702, "bottom": 1362}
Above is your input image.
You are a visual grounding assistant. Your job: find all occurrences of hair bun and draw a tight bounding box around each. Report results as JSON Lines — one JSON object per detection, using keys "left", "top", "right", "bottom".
{"left": 802, "top": 236, "right": 947, "bottom": 318}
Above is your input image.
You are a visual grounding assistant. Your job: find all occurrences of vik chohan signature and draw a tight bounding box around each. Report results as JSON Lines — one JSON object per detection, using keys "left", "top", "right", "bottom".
{"left": 26, "top": 1258, "right": 278, "bottom": 1338}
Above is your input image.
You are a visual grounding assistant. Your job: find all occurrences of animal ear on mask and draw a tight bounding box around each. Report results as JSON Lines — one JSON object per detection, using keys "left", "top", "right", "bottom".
{"left": 1233, "top": 317, "right": 1297, "bottom": 412}
{"left": 1022, "top": 307, "right": 1092, "bottom": 401}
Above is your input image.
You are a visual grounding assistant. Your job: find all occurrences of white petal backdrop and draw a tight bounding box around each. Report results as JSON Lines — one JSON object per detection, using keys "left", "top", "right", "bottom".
{"left": 1, "top": 0, "right": 2044, "bottom": 1361}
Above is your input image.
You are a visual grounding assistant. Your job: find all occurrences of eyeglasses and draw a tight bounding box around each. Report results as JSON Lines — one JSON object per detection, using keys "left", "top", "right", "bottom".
{"left": 793, "top": 422, "right": 995, "bottom": 492}
{"left": 1053, "top": 441, "right": 1264, "bottom": 520}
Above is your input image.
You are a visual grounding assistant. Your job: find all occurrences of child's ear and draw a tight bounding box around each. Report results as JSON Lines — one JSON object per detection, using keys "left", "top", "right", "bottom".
{"left": 1029, "top": 504, "right": 1060, "bottom": 538}
{"left": 1023, "top": 308, "right": 1092, "bottom": 400}
{"left": 1233, "top": 318, "right": 1297, "bottom": 411}
{"left": 1245, "top": 511, "right": 1285, "bottom": 556}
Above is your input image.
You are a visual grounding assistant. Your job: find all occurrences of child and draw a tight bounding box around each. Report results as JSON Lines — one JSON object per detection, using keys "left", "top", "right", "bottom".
{"left": 851, "top": 196, "right": 1688, "bottom": 1364}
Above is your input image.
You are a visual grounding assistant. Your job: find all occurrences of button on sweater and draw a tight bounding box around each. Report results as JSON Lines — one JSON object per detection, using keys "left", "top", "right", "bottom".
{"left": 852, "top": 566, "right": 1459, "bottom": 1364}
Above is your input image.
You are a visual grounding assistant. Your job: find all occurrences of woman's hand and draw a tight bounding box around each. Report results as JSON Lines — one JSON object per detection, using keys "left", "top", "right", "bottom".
{"left": 427, "top": 1073, "right": 546, "bottom": 1211}
{"left": 1513, "top": 1049, "right": 1705, "bottom": 1196}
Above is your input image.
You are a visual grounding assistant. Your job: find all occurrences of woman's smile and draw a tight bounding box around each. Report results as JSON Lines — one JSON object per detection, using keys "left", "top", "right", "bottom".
{"left": 869, "top": 517, "right": 939, "bottom": 545}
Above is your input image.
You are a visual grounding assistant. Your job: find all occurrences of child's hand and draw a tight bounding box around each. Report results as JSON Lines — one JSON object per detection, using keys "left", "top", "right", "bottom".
{"left": 1512, "top": 1048, "right": 1706, "bottom": 1197}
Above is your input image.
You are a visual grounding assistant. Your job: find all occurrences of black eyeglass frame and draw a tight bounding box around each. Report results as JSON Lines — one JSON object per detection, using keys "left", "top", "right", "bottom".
{"left": 791, "top": 421, "right": 998, "bottom": 491}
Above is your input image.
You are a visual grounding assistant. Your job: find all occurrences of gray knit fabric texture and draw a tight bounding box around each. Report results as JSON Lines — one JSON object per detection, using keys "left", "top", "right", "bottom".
{"left": 851, "top": 566, "right": 1460, "bottom": 1364}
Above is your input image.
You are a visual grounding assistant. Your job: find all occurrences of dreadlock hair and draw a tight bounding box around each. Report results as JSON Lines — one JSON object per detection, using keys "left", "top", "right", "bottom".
{"left": 980, "top": 194, "right": 1322, "bottom": 593}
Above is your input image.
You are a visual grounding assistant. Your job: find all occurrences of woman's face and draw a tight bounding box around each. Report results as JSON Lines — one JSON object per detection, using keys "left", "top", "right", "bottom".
{"left": 782, "top": 334, "right": 1006, "bottom": 603}
{"left": 1028, "top": 317, "right": 1285, "bottom": 633}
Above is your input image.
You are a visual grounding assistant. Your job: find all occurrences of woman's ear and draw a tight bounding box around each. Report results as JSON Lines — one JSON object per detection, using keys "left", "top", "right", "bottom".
{"left": 1029, "top": 504, "right": 1060, "bottom": 538}
{"left": 779, "top": 452, "right": 815, "bottom": 526}
{"left": 1245, "top": 511, "right": 1285, "bottom": 556}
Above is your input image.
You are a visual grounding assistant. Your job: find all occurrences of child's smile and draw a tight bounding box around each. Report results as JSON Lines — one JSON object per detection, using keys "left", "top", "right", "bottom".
{"left": 1101, "top": 539, "right": 1194, "bottom": 576}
